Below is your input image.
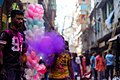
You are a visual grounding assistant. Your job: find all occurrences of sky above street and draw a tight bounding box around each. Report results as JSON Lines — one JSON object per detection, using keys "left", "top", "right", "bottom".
{"left": 55, "top": 0, "right": 77, "bottom": 34}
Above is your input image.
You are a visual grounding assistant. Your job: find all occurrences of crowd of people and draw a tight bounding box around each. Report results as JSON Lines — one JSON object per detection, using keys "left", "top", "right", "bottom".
{"left": 90, "top": 50, "right": 115, "bottom": 80}
{"left": 71, "top": 49, "right": 115, "bottom": 80}
{"left": 0, "top": 9, "right": 117, "bottom": 80}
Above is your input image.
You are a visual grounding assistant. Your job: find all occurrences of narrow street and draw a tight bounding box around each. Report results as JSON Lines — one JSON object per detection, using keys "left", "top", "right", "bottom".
{"left": 0, "top": 0, "right": 120, "bottom": 80}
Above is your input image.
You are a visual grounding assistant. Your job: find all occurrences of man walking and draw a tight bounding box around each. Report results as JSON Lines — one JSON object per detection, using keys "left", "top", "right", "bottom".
{"left": 0, "top": 10, "right": 25, "bottom": 80}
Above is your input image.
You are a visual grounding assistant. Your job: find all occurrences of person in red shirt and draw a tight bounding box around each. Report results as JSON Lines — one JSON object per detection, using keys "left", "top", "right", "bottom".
{"left": 95, "top": 53, "right": 105, "bottom": 80}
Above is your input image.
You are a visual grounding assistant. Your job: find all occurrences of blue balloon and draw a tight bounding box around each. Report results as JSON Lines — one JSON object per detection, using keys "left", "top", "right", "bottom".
{"left": 33, "top": 17, "right": 39, "bottom": 25}
{"left": 27, "top": 18, "right": 33, "bottom": 25}
{"left": 28, "top": 24, "right": 33, "bottom": 30}
{"left": 37, "top": 22, "right": 43, "bottom": 28}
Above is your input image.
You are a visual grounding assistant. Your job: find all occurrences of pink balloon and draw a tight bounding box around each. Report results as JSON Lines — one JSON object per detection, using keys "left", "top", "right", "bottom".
{"left": 34, "top": 74, "right": 40, "bottom": 80}
{"left": 33, "top": 9, "right": 38, "bottom": 13}
{"left": 39, "top": 5, "right": 44, "bottom": 10}
{"left": 30, "top": 51, "right": 36, "bottom": 59}
{"left": 35, "top": 56, "right": 40, "bottom": 62}
{"left": 27, "top": 56, "right": 32, "bottom": 64}
{"left": 28, "top": 4, "right": 35, "bottom": 11}
{"left": 31, "top": 60, "right": 37, "bottom": 67}
{"left": 36, "top": 64, "right": 46, "bottom": 74}
{"left": 34, "top": 13, "right": 39, "bottom": 17}
{"left": 25, "top": 11, "right": 30, "bottom": 18}
{"left": 28, "top": 9, "right": 34, "bottom": 19}
{"left": 35, "top": 4, "right": 41, "bottom": 9}
{"left": 38, "top": 15, "right": 43, "bottom": 20}
{"left": 34, "top": 8, "right": 41, "bottom": 13}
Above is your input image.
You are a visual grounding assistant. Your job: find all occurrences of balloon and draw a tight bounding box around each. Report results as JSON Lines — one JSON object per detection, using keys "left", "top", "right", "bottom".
{"left": 28, "top": 9, "right": 34, "bottom": 19}
{"left": 35, "top": 4, "right": 41, "bottom": 9}
{"left": 33, "top": 25, "right": 39, "bottom": 31}
{"left": 27, "top": 24, "right": 33, "bottom": 30}
{"left": 30, "top": 51, "right": 36, "bottom": 59}
{"left": 34, "top": 74, "right": 40, "bottom": 80}
{"left": 25, "top": 69, "right": 34, "bottom": 79}
{"left": 24, "top": 29, "right": 34, "bottom": 39}
{"left": 28, "top": 4, "right": 35, "bottom": 11}
{"left": 34, "top": 27, "right": 45, "bottom": 36}
{"left": 34, "top": 8, "right": 40, "bottom": 14}
{"left": 45, "top": 31, "right": 65, "bottom": 54}
{"left": 27, "top": 18, "right": 33, "bottom": 25}
{"left": 31, "top": 60, "right": 37, "bottom": 67}
{"left": 38, "top": 15, "right": 43, "bottom": 20}
{"left": 35, "top": 56, "right": 40, "bottom": 62}
{"left": 38, "top": 36, "right": 54, "bottom": 54}
{"left": 37, "top": 22, "right": 43, "bottom": 27}
{"left": 35, "top": 4, "right": 44, "bottom": 13}
{"left": 34, "top": 13, "right": 39, "bottom": 18}
{"left": 36, "top": 64, "right": 46, "bottom": 74}
{"left": 33, "top": 18, "right": 39, "bottom": 25}
{"left": 27, "top": 56, "right": 32, "bottom": 64}
{"left": 25, "top": 11, "right": 30, "bottom": 18}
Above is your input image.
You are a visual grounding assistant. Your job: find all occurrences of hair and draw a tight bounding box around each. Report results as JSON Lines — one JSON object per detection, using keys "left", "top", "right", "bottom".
{"left": 108, "top": 50, "right": 112, "bottom": 54}
{"left": 11, "top": 10, "right": 24, "bottom": 19}
{"left": 65, "top": 40, "right": 69, "bottom": 50}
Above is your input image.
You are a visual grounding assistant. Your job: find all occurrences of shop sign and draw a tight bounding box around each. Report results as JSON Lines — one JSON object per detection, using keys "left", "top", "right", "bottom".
{"left": 99, "top": 41, "right": 105, "bottom": 48}
{"left": 0, "top": 0, "right": 4, "bottom": 7}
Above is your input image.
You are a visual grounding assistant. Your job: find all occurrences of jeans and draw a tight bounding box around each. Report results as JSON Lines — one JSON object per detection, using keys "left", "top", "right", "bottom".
{"left": 98, "top": 71, "right": 104, "bottom": 80}
{"left": 91, "top": 68, "right": 97, "bottom": 80}
{"left": 105, "top": 65, "right": 114, "bottom": 80}
{"left": 5, "top": 69, "right": 21, "bottom": 80}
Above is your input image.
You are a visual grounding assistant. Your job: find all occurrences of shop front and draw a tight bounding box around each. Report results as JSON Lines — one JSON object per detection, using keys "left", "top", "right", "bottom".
{"left": 98, "top": 26, "right": 120, "bottom": 76}
{"left": 108, "top": 34, "right": 120, "bottom": 76}
{"left": 98, "top": 26, "right": 120, "bottom": 52}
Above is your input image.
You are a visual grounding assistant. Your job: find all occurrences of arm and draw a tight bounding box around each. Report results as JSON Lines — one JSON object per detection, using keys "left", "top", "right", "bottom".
{"left": 0, "top": 31, "right": 8, "bottom": 65}
{"left": 0, "top": 46, "right": 4, "bottom": 65}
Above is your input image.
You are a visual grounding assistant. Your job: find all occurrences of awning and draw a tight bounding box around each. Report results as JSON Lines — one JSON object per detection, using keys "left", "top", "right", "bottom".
{"left": 108, "top": 34, "right": 120, "bottom": 42}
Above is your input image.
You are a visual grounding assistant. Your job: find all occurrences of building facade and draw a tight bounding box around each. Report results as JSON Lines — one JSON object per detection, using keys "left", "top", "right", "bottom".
{"left": 80, "top": 0, "right": 120, "bottom": 73}
{"left": 77, "top": 0, "right": 91, "bottom": 52}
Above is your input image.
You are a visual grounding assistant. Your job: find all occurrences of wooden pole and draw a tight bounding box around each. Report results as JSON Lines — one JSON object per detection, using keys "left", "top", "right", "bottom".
{"left": 108, "top": 23, "right": 117, "bottom": 50}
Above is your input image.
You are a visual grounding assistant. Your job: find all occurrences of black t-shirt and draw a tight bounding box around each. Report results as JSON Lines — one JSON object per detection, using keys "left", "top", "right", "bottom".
{"left": 0, "top": 29, "right": 23, "bottom": 69}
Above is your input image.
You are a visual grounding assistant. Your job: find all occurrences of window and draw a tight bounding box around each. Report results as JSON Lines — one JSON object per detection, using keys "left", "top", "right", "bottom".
{"left": 108, "top": 0, "right": 114, "bottom": 15}
{"left": 102, "top": 4, "right": 107, "bottom": 21}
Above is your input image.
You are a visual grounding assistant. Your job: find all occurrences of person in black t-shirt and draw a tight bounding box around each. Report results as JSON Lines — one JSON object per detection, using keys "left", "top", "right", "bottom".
{"left": 0, "top": 10, "right": 25, "bottom": 80}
